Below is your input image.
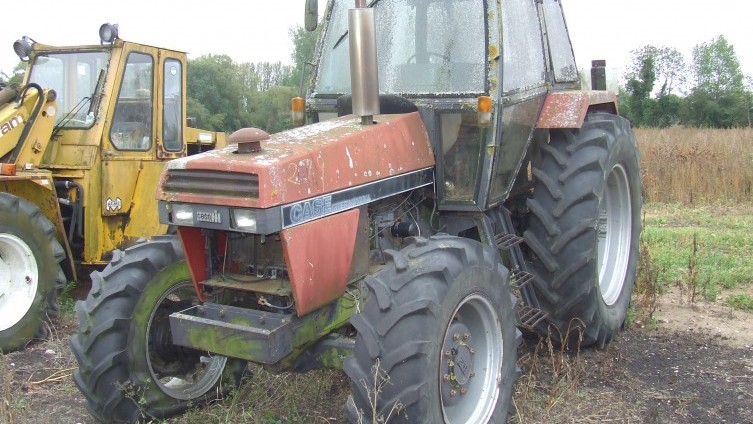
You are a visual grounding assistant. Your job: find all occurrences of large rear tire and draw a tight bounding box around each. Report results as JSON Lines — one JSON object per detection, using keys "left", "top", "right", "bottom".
{"left": 344, "top": 235, "right": 519, "bottom": 423}
{"left": 71, "top": 236, "right": 245, "bottom": 423}
{"left": 523, "top": 112, "right": 641, "bottom": 348}
{"left": 0, "top": 193, "right": 65, "bottom": 352}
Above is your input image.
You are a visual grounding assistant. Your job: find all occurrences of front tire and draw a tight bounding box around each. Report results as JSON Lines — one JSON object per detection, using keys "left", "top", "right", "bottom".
{"left": 71, "top": 236, "right": 244, "bottom": 423}
{"left": 523, "top": 112, "right": 641, "bottom": 348}
{"left": 0, "top": 193, "right": 65, "bottom": 352}
{"left": 344, "top": 235, "right": 519, "bottom": 423}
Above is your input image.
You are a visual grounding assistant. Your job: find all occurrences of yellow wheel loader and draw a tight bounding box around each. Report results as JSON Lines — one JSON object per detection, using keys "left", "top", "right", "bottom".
{"left": 0, "top": 24, "right": 225, "bottom": 352}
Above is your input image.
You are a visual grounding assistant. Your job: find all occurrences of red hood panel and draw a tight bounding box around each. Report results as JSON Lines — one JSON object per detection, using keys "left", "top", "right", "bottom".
{"left": 158, "top": 112, "right": 435, "bottom": 208}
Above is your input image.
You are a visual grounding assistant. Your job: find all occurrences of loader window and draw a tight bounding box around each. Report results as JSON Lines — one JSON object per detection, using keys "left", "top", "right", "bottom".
{"left": 315, "top": 0, "right": 486, "bottom": 96}
{"left": 110, "top": 52, "right": 154, "bottom": 151}
{"left": 28, "top": 51, "right": 109, "bottom": 128}
{"left": 162, "top": 59, "right": 183, "bottom": 152}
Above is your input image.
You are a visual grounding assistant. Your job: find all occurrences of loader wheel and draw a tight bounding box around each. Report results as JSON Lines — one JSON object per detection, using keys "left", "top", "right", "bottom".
{"left": 344, "top": 235, "right": 519, "bottom": 423}
{"left": 523, "top": 112, "right": 641, "bottom": 348}
{"left": 0, "top": 193, "right": 65, "bottom": 352}
{"left": 71, "top": 236, "right": 245, "bottom": 423}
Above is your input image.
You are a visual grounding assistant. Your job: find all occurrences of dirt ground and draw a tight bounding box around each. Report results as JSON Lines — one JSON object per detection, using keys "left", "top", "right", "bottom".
{"left": 1, "top": 288, "right": 752, "bottom": 424}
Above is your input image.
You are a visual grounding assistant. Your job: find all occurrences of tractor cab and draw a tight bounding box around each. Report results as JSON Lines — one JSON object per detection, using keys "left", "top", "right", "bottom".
{"left": 305, "top": 0, "right": 587, "bottom": 211}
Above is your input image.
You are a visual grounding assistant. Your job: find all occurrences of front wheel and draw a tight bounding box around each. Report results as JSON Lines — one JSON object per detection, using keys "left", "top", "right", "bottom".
{"left": 0, "top": 193, "right": 65, "bottom": 352}
{"left": 344, "top": 235, "right": 519, "bottom": 423}
{"left": 71, "top": 236, "right": 244, "bottom": 423}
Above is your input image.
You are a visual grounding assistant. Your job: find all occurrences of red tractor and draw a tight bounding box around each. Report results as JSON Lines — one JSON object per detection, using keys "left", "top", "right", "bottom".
{"left": 72, "top": 0, "right": 641, "bottom": 422}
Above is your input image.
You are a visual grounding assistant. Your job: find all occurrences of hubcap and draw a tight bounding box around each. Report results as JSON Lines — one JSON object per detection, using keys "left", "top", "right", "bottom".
{"left": 0, "top": 234, "right": 39, "bottom": 332}
{"left": 440, "top": 293, "right": 503, "bottom": 423}
{"left": 597, "top": 164, "right": 632, "bottom": 306}
{"left": 146, "top": 282, "right": 227, "bottom": 400}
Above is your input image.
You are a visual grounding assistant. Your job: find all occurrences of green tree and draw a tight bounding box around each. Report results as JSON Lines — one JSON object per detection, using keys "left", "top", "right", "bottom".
{"left": 681, "top": 35, "right": 748, "bottom": 127}
{"left": 187, "top": 54, "right": 253, "bottom": 132}
{"left": 623, "top": 46, "right": 656, "bottom": 126}
{"left": 287, "top": 25, "right": 321, "bottom": 93}
{"left": 623, "top": 46, "right": 686, "bottom": 127}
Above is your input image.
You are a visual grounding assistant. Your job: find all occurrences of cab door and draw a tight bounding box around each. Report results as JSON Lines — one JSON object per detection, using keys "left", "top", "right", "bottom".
{"left": 486, "top": 0, "right": 549, "bottom": 206}
{"left": 96, "top": 46, "right": 165, "bottom": 259}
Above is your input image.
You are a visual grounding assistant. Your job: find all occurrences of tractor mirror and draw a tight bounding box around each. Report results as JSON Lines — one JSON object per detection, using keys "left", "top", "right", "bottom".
{"left": 305, "top": 0, "right": 318, "bottom": 31}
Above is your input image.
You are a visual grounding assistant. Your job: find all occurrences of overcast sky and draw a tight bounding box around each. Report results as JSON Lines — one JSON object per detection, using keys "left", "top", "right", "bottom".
{"left": 1, "top": 0, "right": 751, "bottom": 87}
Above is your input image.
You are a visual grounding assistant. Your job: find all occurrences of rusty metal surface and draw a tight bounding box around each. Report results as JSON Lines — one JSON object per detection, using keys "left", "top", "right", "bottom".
{"left": 281, "top": 208, "right": 360, "bottom": 316}
{"left": 536, "top": 91, "right": 617, "bottom": 129}
{"left": 158, "top": 112, "right": 435, "bottom": 208}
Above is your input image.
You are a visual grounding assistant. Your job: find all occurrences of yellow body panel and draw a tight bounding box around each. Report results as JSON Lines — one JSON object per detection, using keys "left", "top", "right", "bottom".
{"left": 1, "top": 35, "right": 224, "bottom": 273}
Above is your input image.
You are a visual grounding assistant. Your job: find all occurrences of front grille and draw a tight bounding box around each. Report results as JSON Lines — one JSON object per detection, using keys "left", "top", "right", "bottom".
{"left": 163, "top": 169, "right": 259, "bottom": 198}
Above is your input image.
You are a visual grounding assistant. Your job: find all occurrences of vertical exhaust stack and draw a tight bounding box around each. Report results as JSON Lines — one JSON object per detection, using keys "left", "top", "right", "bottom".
{"left": 349, "top": 0, "right": 380, "bottom": 125}
{"left": 591, "top": 60, "right": 607, "bottom": 91}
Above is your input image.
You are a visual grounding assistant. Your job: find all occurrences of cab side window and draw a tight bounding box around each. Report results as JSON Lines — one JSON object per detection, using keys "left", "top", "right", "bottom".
{"left": 163, "top": 59, "right": 183, "bottom": 152}
{"left": 502, "top": 0, "right": 546, "bottom": 92}
{"left": 110, "top": 52, "right": 153, "bottom": 150}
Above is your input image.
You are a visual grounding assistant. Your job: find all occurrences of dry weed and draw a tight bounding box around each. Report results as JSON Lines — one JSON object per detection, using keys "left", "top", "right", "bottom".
{"left": 636, "top": 127, "right": 753, "bottom": 204}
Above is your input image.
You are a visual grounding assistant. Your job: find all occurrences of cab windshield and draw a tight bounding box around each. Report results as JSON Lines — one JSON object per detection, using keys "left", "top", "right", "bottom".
{"left": 314, "top": 0, "right": 486, "bottom": 96}
{"left": 28, "top": 51, "right": 110, "bottom": 128}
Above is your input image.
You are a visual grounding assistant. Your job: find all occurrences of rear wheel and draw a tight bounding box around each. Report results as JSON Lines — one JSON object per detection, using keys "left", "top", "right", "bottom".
{"left": 0, "top": 193, "right": 65, "bottom": 352}
{"left": 71, "top": 236, "right": 244, "bottom": 423}
{"left": 344, "top": 235, "right": 519, "bottom": 423}
{"left": 523, "top": 112, "right": 641, "bottom": 348}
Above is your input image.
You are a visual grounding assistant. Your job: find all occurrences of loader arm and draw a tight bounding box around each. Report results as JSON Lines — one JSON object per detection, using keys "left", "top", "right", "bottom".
{"left": 0, "top": 84, "right": 58, "bottom": 167}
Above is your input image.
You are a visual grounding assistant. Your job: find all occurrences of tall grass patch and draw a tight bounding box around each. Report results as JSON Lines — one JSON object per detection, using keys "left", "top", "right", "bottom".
{"left": 641, "top": 203, "right": 753, "bottom": 301}
{"left": 636, "top": 127, "right": 753, "bottom": 204}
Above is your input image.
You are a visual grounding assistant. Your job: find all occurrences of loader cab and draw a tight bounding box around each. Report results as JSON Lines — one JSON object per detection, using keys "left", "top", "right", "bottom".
{"left": 308, "top": 0, "right": 580, "bottom": 210}
{"left": 17, "top": 30, "right": 198, "bottom": 264}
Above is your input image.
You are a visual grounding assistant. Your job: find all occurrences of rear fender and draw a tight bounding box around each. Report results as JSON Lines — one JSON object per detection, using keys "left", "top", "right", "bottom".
{"left": 536, "top": 91, "right": 618, "bottom": 129}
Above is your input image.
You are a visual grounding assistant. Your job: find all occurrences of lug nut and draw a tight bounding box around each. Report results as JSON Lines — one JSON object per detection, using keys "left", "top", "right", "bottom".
{"left": 470, "top": 348, "right": 476, "bottom": 355}
{"left": 463, "top": 332, "right": 470, "bottom": 340}
{"left": 25, "top": 276, "right": 32, "bottom": 284}
{"left": 453, "top": 333, "right": 460, "bottom": 341}
{"left": 460, "top": 387, "right": 467, "bottom": 395}
{"left": 443, "top": 373, "right": 451, "bottom": 382}
{"left": 445, "top": 350, "right": 452, "bottom": 357}
{"left": 450, "top": 389, "right": 457, "bottom": 397}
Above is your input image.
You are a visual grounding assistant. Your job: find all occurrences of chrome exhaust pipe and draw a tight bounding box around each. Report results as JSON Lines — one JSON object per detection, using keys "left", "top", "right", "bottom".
{"left": 348, "top": 0, "right": 380, "bottom": 125}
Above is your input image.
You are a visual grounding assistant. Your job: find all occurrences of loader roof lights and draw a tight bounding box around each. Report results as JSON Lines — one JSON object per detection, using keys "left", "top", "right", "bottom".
{"left": 13, "top": 36, "right": 33, "bottom": 62}
{"left": 99, "top": 23, "right": 119, "bottom": 45}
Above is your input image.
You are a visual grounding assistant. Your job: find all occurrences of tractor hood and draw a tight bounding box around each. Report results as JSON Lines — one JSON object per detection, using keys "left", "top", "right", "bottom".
{"left": 157, "top": 112, "right": 435, "bottom": 209}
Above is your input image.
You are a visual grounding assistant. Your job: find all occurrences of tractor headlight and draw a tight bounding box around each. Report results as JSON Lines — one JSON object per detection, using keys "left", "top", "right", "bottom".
{"left": 171, "top": 204, "right": 194, "bottom": 226}
{"left": 232, "top": 209, "right": 258, "bottom": 232}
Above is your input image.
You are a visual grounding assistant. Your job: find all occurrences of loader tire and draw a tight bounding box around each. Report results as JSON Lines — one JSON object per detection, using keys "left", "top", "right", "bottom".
{"left": 0, "top": 193, "right": 65, "bottom": 352}
{"left": 523, "top": 112, "right": 641, "bottom": 348}
{"left": 344, "top": 235, "right": 519, "bottom": 423}
{"left": 71, "top": 236, "right": 245, "bottom": 423}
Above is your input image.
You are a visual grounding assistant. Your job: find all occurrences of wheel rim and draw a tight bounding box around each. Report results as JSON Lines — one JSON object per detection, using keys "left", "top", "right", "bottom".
{"left": 145, "top": 281, "right": 227, "bottom": 400}
{"left": 439, "top": 293, "right": 503, "bottom": 423}
{"left": 597, "top": 164, "right": 632, "bottom": 306}
{"left": 0, "top": 233, "right": 39, "bottom": 332}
